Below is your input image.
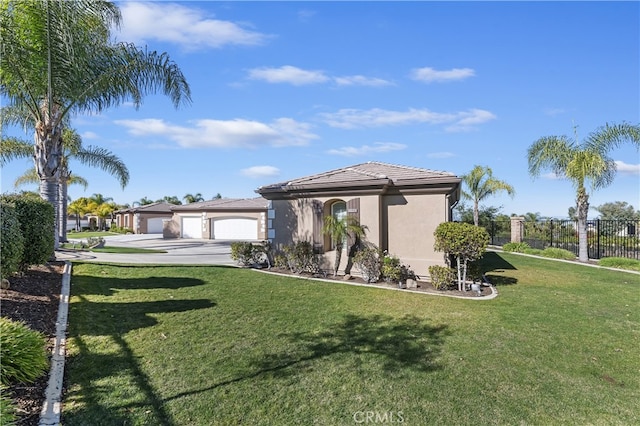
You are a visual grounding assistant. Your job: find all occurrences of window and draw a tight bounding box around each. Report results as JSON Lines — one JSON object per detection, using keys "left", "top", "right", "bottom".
{"left": 329, "top": 201, "right": 347, "bottom": 249}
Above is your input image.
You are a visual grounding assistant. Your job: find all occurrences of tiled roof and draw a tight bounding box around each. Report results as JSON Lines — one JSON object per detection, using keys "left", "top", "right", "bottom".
{"left": 257, "top": 161, "right": 459, "bottom": 195}
{"left": 171, "top": 197, "right": 269, "bottom": 211}
{"left": 115, "top": 202, "right": 174, "bottom": 214}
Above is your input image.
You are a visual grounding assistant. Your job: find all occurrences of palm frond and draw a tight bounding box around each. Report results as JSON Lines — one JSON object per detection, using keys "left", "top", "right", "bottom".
{"left": 75, "top": 145, "right": 129, "bottom": 188}
{"left": 584, "top": 122, "right": 640, "bottom": 154}
{"left": 527, "top": 135, "right": 575, "bottom": 177}
{"left": 0, "top": 138, "right": 33, "bottom": 165}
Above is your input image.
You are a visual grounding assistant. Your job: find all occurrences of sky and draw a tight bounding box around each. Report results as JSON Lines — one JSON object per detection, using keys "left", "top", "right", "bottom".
{"left": 1, "top": 0, "right": 639, "bottom": 219}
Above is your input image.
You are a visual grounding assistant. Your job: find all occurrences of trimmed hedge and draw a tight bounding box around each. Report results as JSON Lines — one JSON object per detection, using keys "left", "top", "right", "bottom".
{"left": 1, "top": 194, "right": 54, "bottom": 269}
{"left": 0, "top": 202, "right": 24, "bottom": 279}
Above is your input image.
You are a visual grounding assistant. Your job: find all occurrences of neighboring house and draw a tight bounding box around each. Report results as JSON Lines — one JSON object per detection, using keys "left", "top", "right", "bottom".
{"left": 256, "top": 161, "right": 461, "bottom": 278}
{"left": 165, "top": 198, "right": 269, "bottom": 240}
{"left": 114, "top": 202, "right": 174, "bottom": 234}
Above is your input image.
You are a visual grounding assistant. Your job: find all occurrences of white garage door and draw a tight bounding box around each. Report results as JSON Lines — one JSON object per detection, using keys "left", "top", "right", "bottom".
{"left": 146, "top": 218, "right": 165, "bottom": 234}
{"left": 211, "top": 218, "right": 257, "bottom": 240}
{"left": 181, "top": 217, "right": 202, "bottom": 239}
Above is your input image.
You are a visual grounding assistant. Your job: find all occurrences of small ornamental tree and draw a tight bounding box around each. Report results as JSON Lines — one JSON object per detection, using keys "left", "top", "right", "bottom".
{"left": 433, "top": 222, "right": 490, "bottom": 291}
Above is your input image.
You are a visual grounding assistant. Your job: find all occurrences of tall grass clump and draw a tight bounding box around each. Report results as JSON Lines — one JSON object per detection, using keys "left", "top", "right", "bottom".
{"left": 540, "top": 247, "right": 577, "bottom": 260}
{"left": 0, "top": 386, "right": 17, "bottom": 426}
{"left": 598, "top": 257, "right": 640, "bottom": 272}
{"left": 0, "top": 318, "right": 48, "bottom": 385}
{"left": 502, "top": 242, "right": 531, "bottom": 253}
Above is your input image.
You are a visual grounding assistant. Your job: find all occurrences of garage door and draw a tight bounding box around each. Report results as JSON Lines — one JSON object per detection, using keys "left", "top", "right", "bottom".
{"left": 147, "top": 218, "right": 165, "bottom": 234}
{"left": 211, "top": 218, "right": 257, "bottom": 240}
{"left": 181, "top": 216, "right": 202, "bottom": 239}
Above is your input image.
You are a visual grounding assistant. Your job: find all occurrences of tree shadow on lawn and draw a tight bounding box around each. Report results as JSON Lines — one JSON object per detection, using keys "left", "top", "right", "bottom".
{"left": 164, "top": 314, "right": 449, "bottom": 403}
{"left": 480, "top": 252, "right": 519, "bottom": 286}
{"left": 71, "top": 264, "right": 209, "bottom": 296}
{"left": 64, "top": 294, "right": 216, "bottom": 426}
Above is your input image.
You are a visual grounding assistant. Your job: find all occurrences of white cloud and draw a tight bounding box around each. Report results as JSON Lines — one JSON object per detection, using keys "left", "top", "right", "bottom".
{"left": 320, "top": 107, "right": 496, "bottom": 131}
{"left": 114, "top": 118, "right": 317, "bottom": 148}
{"left": 81, "top": 131, "right": 99, "bottom": 140}
{"left": 542, "top": 172, "right": 565, "bottom": 180}
{"left": 427, "top": 152, "right": 455, "bottom": 159}
{"left": 410, "top": 67, "right": 475, "bottom": 83}
{"left": 241, "top": 166, "right": 280, "bottom": 178}
{"left": 543, "top": 107, "right": 567, "bottom": 116}
{"left": 334, "top": 75, "right": 394, "bottom": 87}
{"left": 615, "top": 160, "right": 640, "bottom": 175}
{"left": 327, "top": 142, "right": 407, "bottom": 157}
{"left": 444, "top": 109, "right": 498, "bottom": 132}
{"left": 248, "top": 65, "right": 329, "bottom": 85}
{"left": 117, "top": 3, "right": 270, "bottom": 50}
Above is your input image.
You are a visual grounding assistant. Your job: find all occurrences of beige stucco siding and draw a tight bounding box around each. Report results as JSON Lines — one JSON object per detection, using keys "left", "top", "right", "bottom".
{"left": 384, "top": 193, "right": 447, "bottom": 277}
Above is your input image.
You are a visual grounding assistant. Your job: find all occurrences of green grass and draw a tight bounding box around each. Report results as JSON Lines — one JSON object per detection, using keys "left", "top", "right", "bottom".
{"left": 63, "top": 253, "right": 640, "bottom": 425}
{"left": 67, "top": 231, "right": 120, "bottom": 238}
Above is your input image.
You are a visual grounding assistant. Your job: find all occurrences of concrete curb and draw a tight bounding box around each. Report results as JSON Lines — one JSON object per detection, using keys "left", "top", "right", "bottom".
{"left": 39, "top": 261, "right": 71, "bottom": 426}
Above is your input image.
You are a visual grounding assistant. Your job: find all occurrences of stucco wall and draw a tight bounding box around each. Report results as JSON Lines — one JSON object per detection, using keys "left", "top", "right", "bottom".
{"left": 383, "top": 192, "right": 447, "bottom": 277}
{"left": 270, "top": 192, "right": 450, "bottom": 279}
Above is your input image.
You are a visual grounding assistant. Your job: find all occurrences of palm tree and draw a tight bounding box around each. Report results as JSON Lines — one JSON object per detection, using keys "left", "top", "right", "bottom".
{"left": 527, "top": 122, "right": 640, "bottom": 262}
{"left": 1, "top": 0, "right": 191, "bottom": 248}
{"left": 184, "top": 193, "right": 205, "bottom": 204}
{"left": 1, "top": 128, "right": 129, "bottom": 241}
{"left": 461, "top": 165, "right": 515, "bottom": 226}
{"left": 322, "top": 215, "right": 367, "bottom": 277}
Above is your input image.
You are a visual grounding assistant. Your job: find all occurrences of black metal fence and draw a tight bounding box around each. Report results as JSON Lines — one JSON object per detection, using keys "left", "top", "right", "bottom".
{"left": 487, "top": 219, "right": 640, "bottom": 260}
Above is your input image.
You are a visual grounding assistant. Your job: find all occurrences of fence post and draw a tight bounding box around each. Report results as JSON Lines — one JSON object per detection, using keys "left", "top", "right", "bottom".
{"left": 510, "top": 216, "right": 524, "bottom": 243}
{"left": 596, "top": 219, "right": 601, "bottom": 259}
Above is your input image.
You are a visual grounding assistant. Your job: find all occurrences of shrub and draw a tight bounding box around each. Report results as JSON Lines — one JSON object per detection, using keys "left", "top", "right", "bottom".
{"left": 598, "top": 257, "right": 640, "bottom": 272}
{"left": 540, "top": 247, "right": 576, "bottom": 260}
{"left": 428, "top": 265, "right": 456, "bottom": 290}
{"left": 434, "top": 222, "right": 490, "bottom": 291}
{"left": 230, "top": 242, "right": 260, "bottom": 266}
{"left": 0, "top": 386, "right": 16, "bottom": 426}
{"left": 273, "top": 254, "right": 288, "bottom": 269}
{"left": 0, "top": 318, "right": 48, "bottom": 386}
{"left": 1, "top": 194, "right": 54, "bottom": 269}
{"left": 282, "top": 241, "right": 319, "bottom": 274}
{"left": 108, "top": 225, "right": 133, "bottom": 234}
{"left": 503, "top": 242, "right": 531, "bottom": 253}
{"left": 353, "top": 245, "right": 383, "bottom": 283}
{"left": 380, "top": 252, "right": 417, "bottom": 284}
{"left": 0, "top": 202, "right": 25, "bottom": 280}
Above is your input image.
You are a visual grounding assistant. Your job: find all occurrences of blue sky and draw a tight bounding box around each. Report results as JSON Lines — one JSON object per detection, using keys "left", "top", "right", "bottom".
{"left": 2, "top": 1, "right": 639, "bottom": 218}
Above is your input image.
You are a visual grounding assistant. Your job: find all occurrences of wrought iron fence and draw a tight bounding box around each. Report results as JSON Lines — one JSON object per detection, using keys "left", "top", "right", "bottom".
{"left": 488, "top": 219, "right": 640, "bottom": 260}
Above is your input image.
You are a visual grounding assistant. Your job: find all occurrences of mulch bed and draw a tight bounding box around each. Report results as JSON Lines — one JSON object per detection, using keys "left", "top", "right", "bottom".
{"left": 260, "top": 267, "right": 491, "bottom": 298}
{"left": 1, "top": 261, "right": 64, "bottom": 426}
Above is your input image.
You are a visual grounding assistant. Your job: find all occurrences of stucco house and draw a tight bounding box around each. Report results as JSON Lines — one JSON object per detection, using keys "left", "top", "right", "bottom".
{"left": 114, "top": 202, "right": 174, "bottom": 234}
{"left": 164, "top": 198, "right": 269, "bottom": 240}
{"left": 256, "top": 161, "right": 461, "bottom": 278}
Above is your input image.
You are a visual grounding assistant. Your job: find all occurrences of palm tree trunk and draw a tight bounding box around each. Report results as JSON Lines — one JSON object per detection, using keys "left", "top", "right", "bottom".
{"left": 473, "top": 200, "right": 480, "bottom": 226}
{"left": 58, "top": 174, "right": 69, "bottom": 243}
{"left": 334, "top": 243, "right": 343, "bottom": 277}
{"left": 576, "top": 188, "right": 590, "bottom": 262}
{"left": 39, "top": 177, "right": 60, "bottom": 249}
{"left": 34, "top": 112, "right": 64, "bottom": 250}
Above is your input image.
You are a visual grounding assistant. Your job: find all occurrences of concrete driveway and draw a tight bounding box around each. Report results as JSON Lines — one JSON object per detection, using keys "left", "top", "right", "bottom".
{"left": 55, "top": 234, "right": 237, "bottom": 265}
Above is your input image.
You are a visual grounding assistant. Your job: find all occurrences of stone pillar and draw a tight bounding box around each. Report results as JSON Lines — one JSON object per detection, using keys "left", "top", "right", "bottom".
{"left": 510, "top": 216, "right": 524, "bottom": 243}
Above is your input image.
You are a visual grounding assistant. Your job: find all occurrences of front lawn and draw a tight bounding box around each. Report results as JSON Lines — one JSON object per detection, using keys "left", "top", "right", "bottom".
{"left": 63, "top": 253, "right": 639, "bottom": 425}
